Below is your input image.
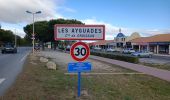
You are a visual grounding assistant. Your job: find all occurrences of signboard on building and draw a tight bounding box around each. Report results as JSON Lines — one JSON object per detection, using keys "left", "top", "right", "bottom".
{"left": 54, "top": 24, "right": 105, "bottom": 40}
{"left": 149, "top": 42, "right": 170, "bottom": 45}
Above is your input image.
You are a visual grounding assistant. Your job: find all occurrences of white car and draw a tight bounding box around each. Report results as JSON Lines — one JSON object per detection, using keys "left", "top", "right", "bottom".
{"left": 122, "top": 48, "right": 135, "bottom": 54}
{"left": 132, "top": 51, "right": 153, "bottom": 58}
{"left": 106, "top": 48, "right": 116, "bottom": 52}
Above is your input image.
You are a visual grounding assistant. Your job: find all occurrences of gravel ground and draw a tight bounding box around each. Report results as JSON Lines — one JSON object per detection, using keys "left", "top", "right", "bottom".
{"left": 38, "top": 51, "right": 133, "bottom": 73}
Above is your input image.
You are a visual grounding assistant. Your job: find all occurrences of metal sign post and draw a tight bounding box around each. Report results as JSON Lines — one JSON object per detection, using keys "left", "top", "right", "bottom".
{"left": 54, "top": 24, "right": 105, "bottom": 97}
{"left": 70, "top": 42, "right": 90, "bottom": 97}
{"left": 78, "top": 71, "right": 81, "bottom": 97}
{"left": 68, "top": 62, "right": 92, "bottom": 97}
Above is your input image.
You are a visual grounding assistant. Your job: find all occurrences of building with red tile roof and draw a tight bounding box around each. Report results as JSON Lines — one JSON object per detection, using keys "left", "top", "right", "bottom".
{"left": 88, "top": 28, "right": 170, "bottom": 54}
{"left": 130, "top": 34, "right": 170, "bottom": 54}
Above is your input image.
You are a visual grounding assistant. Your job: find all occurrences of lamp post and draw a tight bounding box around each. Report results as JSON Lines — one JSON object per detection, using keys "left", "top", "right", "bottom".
{"left": 14, "top": 29, "right": 17, "bottom": 47}
{"left": 26, "top": 10, "right": 41, "bottom": 54}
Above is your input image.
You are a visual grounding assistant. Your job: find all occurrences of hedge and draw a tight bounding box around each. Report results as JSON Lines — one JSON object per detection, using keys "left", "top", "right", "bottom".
{"left": 90, "top": 52, "right": 139, "bottom": 63}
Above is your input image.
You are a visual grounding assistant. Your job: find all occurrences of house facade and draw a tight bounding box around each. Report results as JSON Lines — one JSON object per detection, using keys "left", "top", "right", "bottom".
{"left": 130, "top": 34, "right": 170, "bottom": 54}
{"left": 89, "top": 29, "right": 140, "bottom": 51}
{"left": 88, "top": 28, "right": 170, "bottom": 54}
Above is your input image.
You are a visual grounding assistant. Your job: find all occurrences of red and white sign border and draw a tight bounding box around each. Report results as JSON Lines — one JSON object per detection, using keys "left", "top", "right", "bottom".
{"left": 54, "top": 24, "right": 105, "bottom": 40}
{"left": 70, "top": 42, "right": 90, "bottom": 62}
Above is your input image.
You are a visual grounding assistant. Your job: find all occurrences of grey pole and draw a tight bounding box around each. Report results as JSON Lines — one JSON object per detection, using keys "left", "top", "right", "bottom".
{"left": 32, "top": 13, "right": 35, "bottom": 54}
{"left": 26, "top": 10, "right": 41, "bottom": 54}
{"left": 15, "top": 29, "right": 17, "bottom": 47}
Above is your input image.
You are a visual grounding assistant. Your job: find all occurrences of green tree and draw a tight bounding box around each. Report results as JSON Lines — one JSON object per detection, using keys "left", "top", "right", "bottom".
{"left": 23, "top": 19, "right": 84, "bottom": 50}
{"left": 0, "top": 28, "right": 28, "bottom": 46}
{"left": 0, "top": 29, "right": 15, "bottom": 43}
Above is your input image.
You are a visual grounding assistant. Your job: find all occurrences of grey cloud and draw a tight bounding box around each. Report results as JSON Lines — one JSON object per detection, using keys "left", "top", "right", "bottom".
{"left": 0, "top": 0, "right": 63, "bottom": 24}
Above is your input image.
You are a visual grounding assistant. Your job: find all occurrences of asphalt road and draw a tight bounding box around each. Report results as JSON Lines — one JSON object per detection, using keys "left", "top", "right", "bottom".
{"left": 139, "top": 55, "right": 170, "bottom": 64}
{"left": 152, "top": 55, "right": 170, "bottom": 60}
{"left": 0, "top": 47, "right": 31, "bottom": 96}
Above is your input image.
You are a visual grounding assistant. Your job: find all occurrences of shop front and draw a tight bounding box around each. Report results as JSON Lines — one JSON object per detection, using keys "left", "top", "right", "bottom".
{"left": 149, "top": 42, "right": 170, "bottom": 54}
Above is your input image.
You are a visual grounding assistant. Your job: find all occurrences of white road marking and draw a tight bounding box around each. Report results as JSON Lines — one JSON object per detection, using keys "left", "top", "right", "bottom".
{"left": 20, "top": 52, "right": 29, "bottom": 62}
{"left": 64, "top": 72, "right": 145, "bottom": 75}
{"left": 0, "top": 78, "right": 6, "bottom": 84}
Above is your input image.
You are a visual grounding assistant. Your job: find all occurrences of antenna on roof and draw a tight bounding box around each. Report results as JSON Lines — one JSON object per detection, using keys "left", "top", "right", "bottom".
{"left": 119, "top": 28, "right": 121, "bottom": 33}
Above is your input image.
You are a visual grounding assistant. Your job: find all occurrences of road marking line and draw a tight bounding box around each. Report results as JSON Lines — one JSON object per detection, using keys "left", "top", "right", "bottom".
{"left": 20, "top": 52, "right": 29, "bottom": 62}
{"left": 64, "top": 72, "right": 145, "bottom": 75}
{"left": 0, "top": 78, "right": 6, "bottom": 84}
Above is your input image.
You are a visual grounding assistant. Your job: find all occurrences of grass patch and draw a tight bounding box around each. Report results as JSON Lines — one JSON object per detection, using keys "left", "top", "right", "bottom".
{"left": 90, "top": 59, "right": 136, "bottom": 73}
{"left": 2, "top": 54, "right": 170, "bottom": 100}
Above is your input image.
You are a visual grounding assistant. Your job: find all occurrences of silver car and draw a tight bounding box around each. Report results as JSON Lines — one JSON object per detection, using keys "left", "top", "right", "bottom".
{"left": 106, "top": 48, "right": 116, "bottom": 52}
{"left": 132, "top": 51, "right": 153, "bottom": 58}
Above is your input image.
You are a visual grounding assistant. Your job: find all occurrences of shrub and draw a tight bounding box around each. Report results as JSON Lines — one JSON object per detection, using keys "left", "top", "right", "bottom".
{"left": 90, "top": 52, "right": 139, "bottom": 63}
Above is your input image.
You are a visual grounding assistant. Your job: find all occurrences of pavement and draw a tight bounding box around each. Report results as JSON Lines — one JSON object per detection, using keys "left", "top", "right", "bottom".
{"left": 41, "top": 50, "right": 170, "bottom": 82}
{"left": 89, "top": 55, "right": 170, "bottom": 82}
{"left": 0, "top": 47, "right": 31, "bottom": 96}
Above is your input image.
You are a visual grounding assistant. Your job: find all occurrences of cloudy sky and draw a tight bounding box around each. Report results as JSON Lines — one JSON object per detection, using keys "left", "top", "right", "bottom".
{"left": 0, "top": 0, "right": 170, "bottom": 39}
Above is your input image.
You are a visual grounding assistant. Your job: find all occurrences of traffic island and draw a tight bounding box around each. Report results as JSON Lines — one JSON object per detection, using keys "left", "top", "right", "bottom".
{"left": 1, "top": 53, "right": 170, "bottom": 100}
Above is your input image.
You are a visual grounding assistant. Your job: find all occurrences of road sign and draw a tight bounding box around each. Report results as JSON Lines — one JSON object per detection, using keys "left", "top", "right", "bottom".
{"left": 68, "top": 62, "right": 91, "bottom": 72}
{"left": 54, "top": 24, "right": 105, "bottom": 40}
{"left": 67, "top": 62, "right": 92, "bottom": 97}
{"left": 70, "top": 42, "right": 90, "bottom": 62}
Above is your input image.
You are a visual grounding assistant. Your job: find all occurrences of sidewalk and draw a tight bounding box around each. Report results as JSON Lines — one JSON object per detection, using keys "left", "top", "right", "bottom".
{"left": 89, "top": 55, "right": 170, "bottom": 82}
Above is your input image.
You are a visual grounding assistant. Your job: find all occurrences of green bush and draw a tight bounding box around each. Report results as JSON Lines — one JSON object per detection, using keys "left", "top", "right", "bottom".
{"left": 90, "top": 52, "right": 139, "bottom": 63}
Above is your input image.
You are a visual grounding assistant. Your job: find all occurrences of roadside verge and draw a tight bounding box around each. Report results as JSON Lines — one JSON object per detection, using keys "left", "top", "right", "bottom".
{"left": 1, "top": 52, "right": 170, "bottom": 100}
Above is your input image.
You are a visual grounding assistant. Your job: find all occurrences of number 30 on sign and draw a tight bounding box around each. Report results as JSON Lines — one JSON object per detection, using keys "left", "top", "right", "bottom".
{"left": 70, "top": 42, "right": 90, "bottom": 62}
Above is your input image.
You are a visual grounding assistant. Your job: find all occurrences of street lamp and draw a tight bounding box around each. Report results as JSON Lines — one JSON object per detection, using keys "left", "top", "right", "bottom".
{"left": 26, "top": 10, "right": 41, "bottom": 54}
{"left": 14, "top": 29, "right": 17, "bottom": 47}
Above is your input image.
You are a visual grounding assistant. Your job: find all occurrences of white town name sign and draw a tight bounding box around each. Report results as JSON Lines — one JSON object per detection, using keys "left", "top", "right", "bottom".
{"left": 54, "top": 24, "right": 105, "bottom": 40}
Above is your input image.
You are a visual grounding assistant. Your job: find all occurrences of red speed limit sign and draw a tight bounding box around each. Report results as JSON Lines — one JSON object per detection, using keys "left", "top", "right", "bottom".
{"left": 70, "top": 42, "right": 90, "bottom": 62}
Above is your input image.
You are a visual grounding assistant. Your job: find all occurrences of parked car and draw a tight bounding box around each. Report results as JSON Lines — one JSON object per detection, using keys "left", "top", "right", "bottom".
{"left": 132, "top": 51, "right": 153, "bottom": 58}
{"left": 1, "top": 43, "right": 17, "bottom": 54}
{"left": 66, "top": 45, "right": 71, "bottom": 51}
{"left": 34, "top": 43, "right": 40, "bottom": 51}
{"left": 122, "top": 48, "right": 135, "bottom": 54}
{"left": 106, "top": 48, "right": 116, "bottom": 52}
{"left": 94, "top": 47, "right": 102, "bottom": 51}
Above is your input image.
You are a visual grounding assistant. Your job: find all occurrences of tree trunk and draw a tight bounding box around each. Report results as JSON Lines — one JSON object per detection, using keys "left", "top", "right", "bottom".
{"left": 54, "top": 41, "right": 56, "bottom": 50}
{"left": 41, "top": 41, "right": 45, "bottom": 51}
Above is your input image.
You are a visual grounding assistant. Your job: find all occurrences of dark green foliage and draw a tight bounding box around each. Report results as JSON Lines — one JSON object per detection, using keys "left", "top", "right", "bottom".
{"left": 0, "top": 29, "right": 15, "bottom": 43}
{"left": 91, "top": 52, "right": 139, "bottom": 63}
{"left": 0, "top": 28, "right": 30, "bottom": 46}
{"left": 23, "top": 19, "right": 84, "bottom": 43}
